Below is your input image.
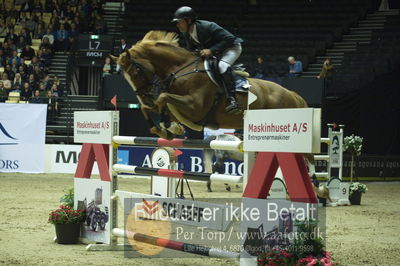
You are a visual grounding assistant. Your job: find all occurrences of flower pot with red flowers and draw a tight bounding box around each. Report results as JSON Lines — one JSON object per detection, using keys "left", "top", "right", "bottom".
{"left": 48, "top": 189, "right": 85, "bottom": 244}
{"left": 257, "top": 220, "right": 334, "bottom": 266}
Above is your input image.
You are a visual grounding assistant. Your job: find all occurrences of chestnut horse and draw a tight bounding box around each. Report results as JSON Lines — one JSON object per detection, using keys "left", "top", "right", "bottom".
{"left": 111, "top": 31, "right": 309, "bottom": 139}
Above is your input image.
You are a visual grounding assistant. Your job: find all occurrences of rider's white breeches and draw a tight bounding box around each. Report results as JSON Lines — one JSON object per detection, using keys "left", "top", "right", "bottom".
{"left": 218, "top": 43, "right": 242, "bottom": 74}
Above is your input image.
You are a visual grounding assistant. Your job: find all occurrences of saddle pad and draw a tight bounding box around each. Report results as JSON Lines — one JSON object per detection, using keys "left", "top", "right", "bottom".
{"left": 204, "top": 60, "right": 251, "bottom": 93}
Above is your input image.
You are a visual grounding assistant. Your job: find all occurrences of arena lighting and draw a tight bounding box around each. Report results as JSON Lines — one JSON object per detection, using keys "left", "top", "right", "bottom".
{"left": 90, "top": 35, "right": 99, "bottom": 39}
{"left": 128, "top": 103, "right": 140, "bottom": 109}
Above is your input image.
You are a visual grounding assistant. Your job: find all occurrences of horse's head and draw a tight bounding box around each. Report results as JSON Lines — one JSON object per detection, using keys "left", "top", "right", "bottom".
{"left": 110, "top": 51, "right": 159, "bottom": 108}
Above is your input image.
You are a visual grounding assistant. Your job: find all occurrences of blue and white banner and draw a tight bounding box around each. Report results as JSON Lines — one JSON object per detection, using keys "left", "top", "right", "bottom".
{"left": 0, "top": 103, "right": 47, "bottom": 173}
{"left": 118, "top": 146, "right": 244, "bottom": 176}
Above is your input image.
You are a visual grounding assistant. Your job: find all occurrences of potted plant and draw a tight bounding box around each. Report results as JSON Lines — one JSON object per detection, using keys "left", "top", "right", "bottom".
{"left": 349, "top": 182, "right": 367, "bottom": 205}
{"left": 257, "top": 219, "right": 333, "bottom": 266}
{"left": 48, "top": 189, "right": 85, "bottom": 244}
{"left": 343, "top": 134, "right": 363, "bottom": 182}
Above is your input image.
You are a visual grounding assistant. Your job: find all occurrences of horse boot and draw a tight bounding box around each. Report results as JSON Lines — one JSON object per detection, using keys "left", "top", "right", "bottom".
{"left": 221, "top": 69, "right": 241, "bottom": 115}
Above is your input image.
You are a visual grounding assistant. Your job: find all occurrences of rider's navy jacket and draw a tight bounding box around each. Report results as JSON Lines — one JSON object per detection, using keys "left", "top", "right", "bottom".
{"left": 182, "top": 20, "right": 243, "bottom": 55}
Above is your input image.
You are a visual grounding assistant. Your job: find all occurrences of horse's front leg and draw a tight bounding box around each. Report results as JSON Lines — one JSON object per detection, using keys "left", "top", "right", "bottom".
{"left": 153, "top": 92, "right": 196, "bottom": 115}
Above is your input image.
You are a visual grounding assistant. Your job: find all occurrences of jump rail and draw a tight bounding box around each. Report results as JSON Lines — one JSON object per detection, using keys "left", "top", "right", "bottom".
{"left": 113, "top": 164, "right": 243, "bottom": 183}
{"left": 112, "top": 136, "right": 243, "bottom": 151}
{"left": 111, "top": 228, "right": 240, "bottom": 258}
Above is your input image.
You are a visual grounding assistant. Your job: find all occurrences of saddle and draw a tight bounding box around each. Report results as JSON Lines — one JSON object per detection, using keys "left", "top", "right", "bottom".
{"left": 205, "top": 57, "right": 251, "bottom": 94}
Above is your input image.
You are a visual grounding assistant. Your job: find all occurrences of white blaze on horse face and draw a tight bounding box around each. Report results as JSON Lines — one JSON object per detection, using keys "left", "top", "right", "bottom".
{"left": 123, "top": 72, "right": 146, "bottom": 106}
{"left": 123, "top": 72, "right": 137, "bottom": 91}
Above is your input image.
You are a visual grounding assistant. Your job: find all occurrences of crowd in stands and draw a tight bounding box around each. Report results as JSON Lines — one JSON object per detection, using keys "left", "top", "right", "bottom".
{"left": 0, "top": 0, "right": 107, "bottom": 122}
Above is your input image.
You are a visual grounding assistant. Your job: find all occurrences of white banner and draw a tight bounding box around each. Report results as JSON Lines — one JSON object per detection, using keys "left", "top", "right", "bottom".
{"left": 74, "top": 111, "right": 119, "bottom": 144}
{"left": 244, "top": 108, "right": 321, "bottom": 153}
{"left": 0, "top": 103, "right": 46, "bottom": 173}
{"left": 45, "top": 144, "right": 99, "bottom": 174}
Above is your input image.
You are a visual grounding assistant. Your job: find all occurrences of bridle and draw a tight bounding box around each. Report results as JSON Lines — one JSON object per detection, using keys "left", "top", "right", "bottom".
{"left": 125, "top": 54, "right": 207, "bottom": 102}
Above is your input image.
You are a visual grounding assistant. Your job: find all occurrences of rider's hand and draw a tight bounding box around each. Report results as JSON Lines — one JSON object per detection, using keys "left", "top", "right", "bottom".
{"left": 200, "top": 49, "right": 212, "bottom": 57}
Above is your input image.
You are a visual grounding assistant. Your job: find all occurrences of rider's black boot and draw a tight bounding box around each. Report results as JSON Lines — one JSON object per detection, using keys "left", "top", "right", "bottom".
{"left": 221, "top": 69, "right": 241, "bottom": 114}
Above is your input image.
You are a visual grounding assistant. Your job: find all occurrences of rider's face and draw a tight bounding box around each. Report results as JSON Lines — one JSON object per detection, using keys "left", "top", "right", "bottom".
{"left": 176, "top": 19, "right": 188, "bottom": 33}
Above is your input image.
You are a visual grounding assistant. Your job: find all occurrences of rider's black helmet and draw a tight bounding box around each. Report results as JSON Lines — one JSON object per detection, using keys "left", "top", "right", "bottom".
{"left": 171, "top": 6, "right": 197, "bottom": 22}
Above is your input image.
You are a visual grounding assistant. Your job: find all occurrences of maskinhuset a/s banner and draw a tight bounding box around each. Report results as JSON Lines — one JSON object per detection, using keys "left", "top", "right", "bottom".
{"left": 0, "top": 103, "right": 47, "bottom": 173}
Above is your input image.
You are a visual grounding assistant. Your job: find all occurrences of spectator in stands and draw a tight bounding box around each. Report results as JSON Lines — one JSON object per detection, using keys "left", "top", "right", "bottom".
{"left": 2, "top": 72, "right": 12, "bottom": 95}
{"left": 0, "top": 49, "right": 6, "bottom": 66}
{"left": 5, "top": 28, "right": 18, "bottom": 45}
{"left": 115, "top": 38, "right": 129, "bottom": 72}
{"left": 16, "top": 36, "right": 27, "bottom": 53}
{"left": 81, "top": 0, "right": 91, "bottom": 17}
{"left": 172, "top": 6, "right": 243, "bottom": 113}
{"left": 68, "top": 22, "right": 79, "bottom": 50}
{"left": 94, "top": 14, "right": 107, "bottom": 34}
{"left": 30, "top": 89, "right": 44, "bottom": 103}
{"left": 24, "top": 60, "right": 33, "bottom": 74}
{"left": 8, "top": 50, "right": 21, "bottom": 66}
{"left": 17, "top": 11, "right": 28, "bottom": 24}
{"left": 73, "top": 16, "right": 81, "bottom": 31}
{"left": 20, "top": 44, "right": 36, "bottom": 60}
{"left": 49, "top": 16, "right": 61, "bottom": 32}
{"left": 33, "top": 65, "right": 44, "bottom": 81}
{"left": 19, "top": 59, "right": 28, "bottom": 72}
{"left": 7, "top": 39, "right": 17, "bottom": 52}
{"left": 38, "top": 48, "right": 52, "bottom": 66}
{"left": 31, "top": 56, "right": 43, "bottom": 70}
{"left": 65, "top": 5, "right": 75, "bottom": 20}
{"left": 55, "top": 24, "right": 69, "bottom": 51}
{"left": 0, "top": 81, "right": 6, "bottom": 99}
{"left": 34, "top": 21, "right": 46, "bottom": 39}
{"left": 45, "top": 0, "right": 55, "bottom": 12}
{"left": 26, "top": 16, "right": 37, "bottom": 34}
{"left": 317, "top": 58, "right": 334, "bottom": 79}
{"left": 20, "top": 82, "right": 33, "bottom": 101}
{"left": 116, "top": 38, "right": 129, "bottom": 55}
{"left": 32, "top": 0, "right": 44, "bottom": 14}
{"left": 12, "top": 73, "right": 23, "bottom": 91}
{"left": 91, "top": 0, "right": 104, "bottom": 15}
{"left": 18, "top": 65, "right": 29, "bottom": 81}
{"left": 42, "top": 28, "right": 55, "bottom": 45}
{"left": 11, "top": 59, "right": 19, "bottom": 73}
{"left": 251, "top": 56, "right": 267, "bottom": 80}
{"left": 19, "top": 28, "right": 32, "bottom": 45}
{"left": 50, "top": 83, "right": 62, "bottom": 98}
{"left": 2, "top": 42, "right": 13, "bottom": 58}
{"left": 45, "top": 89, "right": 57, "bottom": 123}
{"left": 38, "top": 83, "right": 46, "bottom": 93}
{"left": 52, "top": 75, "right": 63, "bottom": 91}
{"left": 102, "top": 57, "right": 112, "bottom": 77}
{"left": 41, "top": 74, "right": 52, "bottom": 91}
{"left": 28, "top": 73, "right": 39, "bottom": 90}
{"left": 288, "top": 56, "right": 302, "bottom": 78}
{"left": 21, "top": 0, "right": 33, "bottom": 13}
{"left": 5, "top": 64, "right": 16, "bottom": 81}
{"left": 40, "top": 37, "right": 53, "bottom": 52}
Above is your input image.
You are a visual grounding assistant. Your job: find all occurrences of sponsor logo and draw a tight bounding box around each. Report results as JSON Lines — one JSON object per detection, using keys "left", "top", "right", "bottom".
{"left": 0, "top": 160, "right": 19, "bottom": 169}
{"left": 0, "top": 123, "right": 18, "bottom": 145}
{"left": 56, "top": 151, "right": 79, "bottom": 164}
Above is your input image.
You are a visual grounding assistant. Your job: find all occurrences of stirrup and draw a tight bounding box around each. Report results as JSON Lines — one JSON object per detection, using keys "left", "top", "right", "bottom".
{"left": 225, "top": 98, "right": 241, "bottom": 114}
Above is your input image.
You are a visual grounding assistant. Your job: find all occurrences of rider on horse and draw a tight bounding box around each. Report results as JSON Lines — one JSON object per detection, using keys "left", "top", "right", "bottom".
{"left": 172, "top": 6, "right": 243, "bottom": 114}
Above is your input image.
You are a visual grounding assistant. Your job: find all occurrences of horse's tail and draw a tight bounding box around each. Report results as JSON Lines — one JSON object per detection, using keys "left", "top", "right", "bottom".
{"left": 203, "top": 135, "right": 217, "bottom": 173}
{"left": 203, "top": 148, "right": 214, "bottom": 173}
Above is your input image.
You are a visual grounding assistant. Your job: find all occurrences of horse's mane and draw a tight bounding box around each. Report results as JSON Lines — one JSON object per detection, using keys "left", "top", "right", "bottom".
{"left": 130, "top": 30, "right": 192, "bottom": 59}
{"left": 142, "top": 31, "right": 180, "bottom": 45}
